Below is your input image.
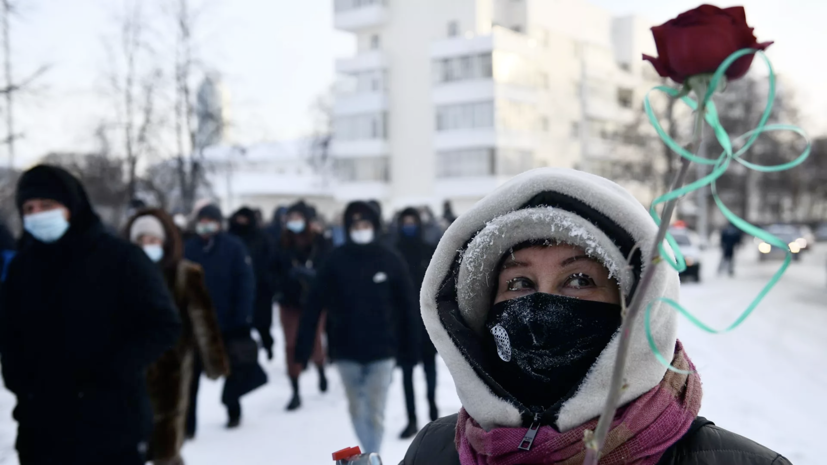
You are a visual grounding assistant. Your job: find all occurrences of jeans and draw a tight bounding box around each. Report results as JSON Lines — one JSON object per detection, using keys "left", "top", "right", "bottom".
{"left": 337, "top": 359, "right": 395, "bottom": 454}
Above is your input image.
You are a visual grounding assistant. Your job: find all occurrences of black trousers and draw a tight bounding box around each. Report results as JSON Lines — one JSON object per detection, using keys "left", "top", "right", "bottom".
{"left": 401, "top": 355, "right": 437, "bottom": 422}
{"left": 186, "top": 354, "right": 242, "bottom": 436}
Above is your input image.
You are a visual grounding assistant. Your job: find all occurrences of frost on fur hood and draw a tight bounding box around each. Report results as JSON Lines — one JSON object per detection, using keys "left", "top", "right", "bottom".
{"left": 420, "top": 168, "right": 681, "bottom": 432}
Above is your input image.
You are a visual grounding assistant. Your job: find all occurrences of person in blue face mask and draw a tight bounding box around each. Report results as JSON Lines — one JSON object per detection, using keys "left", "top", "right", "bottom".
{"left": 126, "top": 209, "right": 229, "bottom": 465}
{"left": 0, "top": 165, "right": 182, "bottom": 465}
{"left": 275, "top": 200, "right": 332, "bottom": 411}
{"left": 394, "top": 208, "right": 439, "bottom": 439}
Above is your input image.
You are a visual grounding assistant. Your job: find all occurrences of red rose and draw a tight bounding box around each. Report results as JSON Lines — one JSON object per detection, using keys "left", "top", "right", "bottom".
{"left": 642, "top": 5, "right": 772, "bottom": 84}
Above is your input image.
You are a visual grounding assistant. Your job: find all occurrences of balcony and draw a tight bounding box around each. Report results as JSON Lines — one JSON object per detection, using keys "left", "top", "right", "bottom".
{"left": 336, "top": 50, "right": 387, "bottom": 74}
{"left": 329, "top": 139, "right": 389, "bottom": 158}
{"left": 334, "top": 0, "right": 388, "bottom": 32}
{"left": 333, "top": 92, "right": 388, "bottom": 116}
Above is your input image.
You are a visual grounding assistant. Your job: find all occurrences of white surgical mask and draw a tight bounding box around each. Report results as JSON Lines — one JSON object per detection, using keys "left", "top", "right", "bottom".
{"left": 196, "top": 222, "right": 219, "bottom": 236}
{"left": 350, "top": 229, "right": 374, "bottom": 245}
{"left": 24, "top": 209, "right": 70, "bottom": 243}
{"left": 286, "top": 220, "right": 306, "bottom": 234}
{"left": 143, "top": 244, "right": 164, "bottom": 263}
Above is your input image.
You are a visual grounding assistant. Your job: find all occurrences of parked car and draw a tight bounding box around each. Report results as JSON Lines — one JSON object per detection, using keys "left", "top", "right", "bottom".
{"left": 670, "top": 227, "right": 702, "bottom": 282}
{"left": 815, "top": 222, "right": 827, "bottom": 242}
{"left": 757, "top": 224, "right": 803, "bottom": 261}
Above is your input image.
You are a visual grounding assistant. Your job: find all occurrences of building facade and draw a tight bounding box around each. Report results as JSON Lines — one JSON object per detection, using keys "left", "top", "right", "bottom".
{"left": 330, "top": 0, "right": 662, "bottom": 214}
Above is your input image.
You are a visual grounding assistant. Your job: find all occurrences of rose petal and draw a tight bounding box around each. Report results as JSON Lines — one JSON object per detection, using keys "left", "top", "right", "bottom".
{"left": 725, "top": 54, "right": 756, "bottom": 80}
{"left": 642, "top": 54, "right": 675, "bottom": 80}
{"left": 722, "top": 6, "right": 747, "bottom": 23}
{"left": 664, "top": 26, "right": 740, "bottom": 78}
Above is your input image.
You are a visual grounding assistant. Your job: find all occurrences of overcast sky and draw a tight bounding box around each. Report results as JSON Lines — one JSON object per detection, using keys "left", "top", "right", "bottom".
{"left": 5, "top": 0, "right": 824, "bottom": 168}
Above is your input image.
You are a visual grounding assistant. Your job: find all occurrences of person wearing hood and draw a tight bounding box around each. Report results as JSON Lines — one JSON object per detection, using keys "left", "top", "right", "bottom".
{"left": 395, "top": 208, "right": 439, "bottom": 439}
{"left": 296, "top": 201, "right": 420, "bottom": 454}
{"left": 402, "top": 168, "right": 790, "bottom": 465}
{"left": 125, "top": 209, "right": 230, "bottom": 465}
{"left": 184, "top": 204, "right": 258, "bottom": 433}
{"left": 229, "top": 207, "right": 277, "bottom": 360}
{"left": 275, "top": 200, "right": 332, "bottom": 411}
{"left": 0, "top": 165, "right": 182, "bottom": 465}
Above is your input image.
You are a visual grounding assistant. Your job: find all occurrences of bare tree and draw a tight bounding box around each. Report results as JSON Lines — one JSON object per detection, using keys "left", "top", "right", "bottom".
{"left": 306, "top": 87, "right": 334, "bottom": 180}
{"left": 0, "top": 0, "right": 48, "bottom": 168}
{"left": 103, "top": 0, "right": 163, "bottom": 199}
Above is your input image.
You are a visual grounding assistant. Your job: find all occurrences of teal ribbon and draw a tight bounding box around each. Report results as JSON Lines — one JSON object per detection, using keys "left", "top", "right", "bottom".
{"left": 642, "top": 49, "right": 811, "bottom": 373}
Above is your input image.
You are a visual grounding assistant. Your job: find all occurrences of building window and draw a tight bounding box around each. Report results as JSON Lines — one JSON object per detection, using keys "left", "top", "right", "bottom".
{"left": 511, "top": 25, "right": 523, "bottom": 33}
{"left": 435, "top": 102, "right": 494, "bottom": 131}
{"left": 617, "top": 88, "right": 634, "bottom": 109}
{"left": 436, "top": 148, "right": 534, "bottom": 178}
{"left": 333, "top": 113, "right": 387, "bottom": 140}
{"left": 437, "top": 148, "right": 494, "bottom": 178}
{"left": 433, "top": 53, "right": 493, "bottom": 83}
{"left": 571, "top": 121, "right": 580, "bottom": 138}
{"left": 448, "top": 21, "right": 459, "bottom": 37}
{"left": 370, "top": 34, "right": 381, "bottom": 50}
{"left": 335, "top": 157, "right": 390, "bottom": 182}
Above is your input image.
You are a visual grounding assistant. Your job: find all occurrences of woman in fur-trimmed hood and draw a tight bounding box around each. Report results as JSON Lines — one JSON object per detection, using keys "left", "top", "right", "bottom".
{"left": 401, "top": 168, "right": 789, "bottom": 465}
{"left": 125, "top": 208, "right": 230, "bottom": 465}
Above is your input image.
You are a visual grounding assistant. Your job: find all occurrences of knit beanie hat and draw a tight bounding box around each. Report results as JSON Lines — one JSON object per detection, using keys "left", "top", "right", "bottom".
{"left": 16, "top": 166, "right": 77, "bottom": 213}
{"left": 130, "top": 215, "right": 166, "bottom": 243}
{"left": 197, "top": 204, "right": 223, "bottom": 222}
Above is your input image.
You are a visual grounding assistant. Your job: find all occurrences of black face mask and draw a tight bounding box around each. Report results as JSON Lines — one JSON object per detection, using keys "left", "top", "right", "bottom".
{"left": 484, "top": 292, "right": 622, "bottom": 411}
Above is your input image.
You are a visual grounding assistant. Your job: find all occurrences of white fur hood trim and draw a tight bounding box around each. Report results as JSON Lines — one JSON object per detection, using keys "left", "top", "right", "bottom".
{"left": 420, "top": 168, "right": 680, "bottom": 432}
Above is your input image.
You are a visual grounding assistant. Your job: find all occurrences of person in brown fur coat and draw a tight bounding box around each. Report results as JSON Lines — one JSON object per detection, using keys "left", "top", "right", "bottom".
{"left": 125, "top": 209, "right": 230, "bottom": 465}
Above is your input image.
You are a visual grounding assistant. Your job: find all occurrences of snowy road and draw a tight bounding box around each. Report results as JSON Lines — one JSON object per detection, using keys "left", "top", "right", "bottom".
{"left": 0, "top": 244, "right": 825, "bottom": 464}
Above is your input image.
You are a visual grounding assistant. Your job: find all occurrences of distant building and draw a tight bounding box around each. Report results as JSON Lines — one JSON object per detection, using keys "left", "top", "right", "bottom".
{"left": 331, "top": 0, "right": 661, "bottom": 213}
{"left": 196, "top": 74, "right": 230, "bottom": 149}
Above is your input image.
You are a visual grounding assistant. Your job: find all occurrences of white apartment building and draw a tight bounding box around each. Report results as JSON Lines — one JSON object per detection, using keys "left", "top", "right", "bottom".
{"left": 331, "top": 0, "right": 661, "bottom": 213}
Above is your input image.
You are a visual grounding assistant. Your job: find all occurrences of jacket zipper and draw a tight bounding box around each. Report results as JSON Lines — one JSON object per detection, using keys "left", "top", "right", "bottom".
{"left": 518, "top": 413, "right": 542, "bottom": 451}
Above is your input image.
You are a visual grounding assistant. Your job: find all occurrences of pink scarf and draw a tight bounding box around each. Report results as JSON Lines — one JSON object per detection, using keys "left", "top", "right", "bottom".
{"left": 456, "top": 342, "right": 702, "bottom": 465}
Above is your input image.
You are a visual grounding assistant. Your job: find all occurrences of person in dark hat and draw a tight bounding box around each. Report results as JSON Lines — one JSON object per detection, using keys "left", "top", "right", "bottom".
{"left": 229, "top": 207, "right": 277, "bottom": 360}
{"left": 394, "top": 207, "right": 439, "bottom": 439}
{"left": 275, "top": 200, "right": 332, "bottom": 411}
{"left": 0, "top": 165, "right": 182, "bottom": 465}
{"left": 184, "top": 204, "right": 258, "bottom": 433}
{"left": 296, "top": 200, "right": 420, "bottom": 454}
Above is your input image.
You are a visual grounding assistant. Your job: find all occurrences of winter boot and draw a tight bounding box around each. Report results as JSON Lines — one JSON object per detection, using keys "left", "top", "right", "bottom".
{"left": 227, "top": 404, "right": 242, "bottom": 429}
{"left": 399, "top": 419, "right": 419, "bottom": 439}
{"left": 429, "top": 401, "right": 439, "bottom": 422}
{"left": 317, "top": 364, "right": 328, "bottom": 393}
{"left": 286, "top": 377, "right": 302, "bottom": 411}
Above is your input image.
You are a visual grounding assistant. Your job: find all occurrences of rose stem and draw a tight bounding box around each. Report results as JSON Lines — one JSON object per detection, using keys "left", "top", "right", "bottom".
{"left": 582, "top": 84, "right": 707, "bottom": 465}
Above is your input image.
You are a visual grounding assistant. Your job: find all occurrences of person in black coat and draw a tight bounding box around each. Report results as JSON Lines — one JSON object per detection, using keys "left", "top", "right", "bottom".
{"left": 394, "top": 208, "right": 439, "bottom": 439}
{"left": 0, "top": 218, "right": 15, "bottom": 283}
{"left": 0, "top": 165, "right": 182, "bottom": 465}
{"left": 184, "top": 204, "right": 258, "bottom": 433}
{"left": 229, "top": 206, "right": 276, "bottom": 360}
{"left": 295, "top": 201, "right": 420, "bottom": 454}
{"left": 275, "top": 200, "right": 332, "bottom": 411}
{"left": 719, "top": 222, "right": 742, "bottom": 276}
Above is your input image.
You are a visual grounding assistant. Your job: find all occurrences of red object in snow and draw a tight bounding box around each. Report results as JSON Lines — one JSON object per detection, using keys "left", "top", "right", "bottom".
{"left": 332, "top": 446, "right": 362, "bottom": 461}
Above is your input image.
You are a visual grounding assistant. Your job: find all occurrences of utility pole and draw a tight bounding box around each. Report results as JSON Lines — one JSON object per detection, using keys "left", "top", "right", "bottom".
{"left": 2, "top": 0, "right": 14, "bottom": 168}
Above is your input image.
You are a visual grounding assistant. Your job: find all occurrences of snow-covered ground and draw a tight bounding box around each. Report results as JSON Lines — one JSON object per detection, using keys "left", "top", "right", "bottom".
{"left": 0, "top": 244, "right": 825, "bottom": 464}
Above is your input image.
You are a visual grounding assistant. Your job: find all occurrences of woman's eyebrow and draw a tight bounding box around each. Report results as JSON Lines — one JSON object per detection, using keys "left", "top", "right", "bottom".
{"left": 501, "top": 259, "right": 529, "bottom": 270}
{"left": 560, "top": 255, "right": 596, "bottom": 267}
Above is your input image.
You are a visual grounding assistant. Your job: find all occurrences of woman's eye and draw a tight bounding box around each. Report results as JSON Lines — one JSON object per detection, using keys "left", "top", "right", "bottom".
{"left": 506, "top": 277, "right": 535, "bottom": 292}
{"left": 565, "top": 273, "right": 596, "bottom": 289}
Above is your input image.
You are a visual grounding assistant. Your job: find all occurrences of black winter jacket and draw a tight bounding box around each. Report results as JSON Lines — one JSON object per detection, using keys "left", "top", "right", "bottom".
{"left": 295, "top": 241, "right": 420, "bottom": 364}
{"left": 401, "top": 415, "right": 791, "bottom": 465}
{"left": 275, "top": 231, "right": 332, "bottom": 309}
{"left": 395, "top": 208, "right": 437, "bottom": 363}
{"left": 184, "top": 232, "right": 256, "bottom": 332}
{"left": 0, "top": 166, "right": 182, "bottom": 462}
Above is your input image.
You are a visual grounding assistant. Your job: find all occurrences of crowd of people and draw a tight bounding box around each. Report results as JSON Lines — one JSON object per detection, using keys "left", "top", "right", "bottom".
{"left": 0, "top": 164, "right": 790, "bottom": 465}
{"left": 0, "top": 164, "right": 453, "bottom": 464}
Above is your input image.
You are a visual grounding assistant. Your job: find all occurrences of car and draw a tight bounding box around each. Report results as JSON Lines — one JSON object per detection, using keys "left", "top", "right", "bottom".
{"left": 756, "top": 224, "right": 803, "bottom": 261}
{"left": 815, "top": 223, "right": 827, "bottom": 242}
{"left": 669, "top": 227, "right": 702, "bottom": 282}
